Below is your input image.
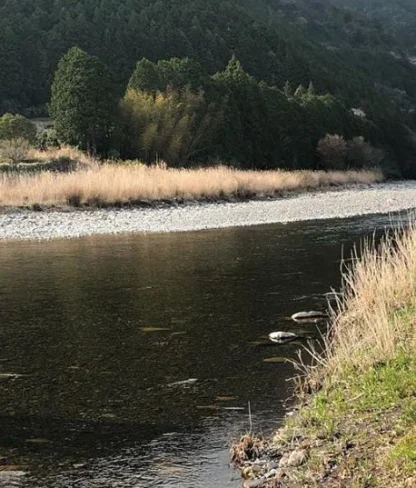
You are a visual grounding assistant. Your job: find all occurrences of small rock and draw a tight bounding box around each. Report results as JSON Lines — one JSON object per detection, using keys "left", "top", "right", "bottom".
{"left": 0, "top": 374, "right": 23, "bottom": 382}
{"left": 167, "top": 378, "right": 197, "bottom": 387}
{"left": 264, "top": 468, "right": 278, "bottom": 478}
{"left": 280, "top": 449, "right": 307, "bottom": 467}
{"left": 291, "top": 311, "right": 327, "bottom": 321}
{"left": 242, "top": 466, "right": 255, "bottom": 479}
{"left": 252, "top": 459, "right": 267, "bottom": 466}
{"left": 268, "top": 331, "right": 298, "bottom": 344}
{"left": 25, "top": 438, "right": 50, "bottom": 445}
{"left": 243, "top": 478, "right": 266, "bottom": 488}
{"left": 278, "top": 453, "right": 289, "bottom": 467}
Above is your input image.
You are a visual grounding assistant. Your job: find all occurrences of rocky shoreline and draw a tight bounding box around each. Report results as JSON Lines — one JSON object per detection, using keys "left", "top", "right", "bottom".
{"left": 0, "top": 181, "right": 416, "bottom": 241}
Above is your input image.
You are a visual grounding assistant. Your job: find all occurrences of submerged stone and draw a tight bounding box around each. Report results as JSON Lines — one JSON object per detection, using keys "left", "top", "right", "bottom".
{"left": 196, "top": 405, "right": 221, "bottom": 410}
{"left": 0, "top": 373, "right": 24, "bottom": 381}
{"left": 263, "top": 357, "right": 287, "bottom": 363}
{"left": 167, "top": 378, "right": 197, "bottom": 387}
{"left": 268, "top": 331, "right": 298, "bottom": 344}
{"left": 291, "top": 311, "right": 327, "bottom": 321}
{"left": 139, "top": 327, "right": 171, "bottom": 332}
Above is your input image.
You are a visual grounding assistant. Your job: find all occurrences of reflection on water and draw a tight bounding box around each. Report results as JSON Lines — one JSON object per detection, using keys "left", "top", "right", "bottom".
{"left": 0, "top": 213, "right": 406, "bottom": 487}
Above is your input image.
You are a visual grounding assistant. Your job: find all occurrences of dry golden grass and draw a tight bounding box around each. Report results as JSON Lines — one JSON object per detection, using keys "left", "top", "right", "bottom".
{"left": 27, "top": 145, "right": 93, "bottom": 166}
{"left": 264, "top": 223, "right": 416, "bottom": 488}
{"left": 0, "top": 147, "right": 383, "bottom": 208}
{"left": 316, "top": 220, "right": 416, "bottom": 378}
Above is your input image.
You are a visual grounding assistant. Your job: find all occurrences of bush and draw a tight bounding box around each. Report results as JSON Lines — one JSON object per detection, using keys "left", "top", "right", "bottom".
{"left": 0, "top": 114, "right": 37, "bottom": 143}
{"left": 317, "top": 134, "right": 347, "bottom": 169}
{"left": 346, "top": 136, "right": 384, "bottom": 169}
{"left": 0, "top": 138, "right": 31, "bottom": 164}
{"left": 36, "top": 129, "right": 60, "bottom": 150}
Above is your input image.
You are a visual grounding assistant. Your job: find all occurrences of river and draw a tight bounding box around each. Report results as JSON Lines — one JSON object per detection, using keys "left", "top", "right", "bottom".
{"left": 0, "top": 213, "right": 407, "bottom": 487}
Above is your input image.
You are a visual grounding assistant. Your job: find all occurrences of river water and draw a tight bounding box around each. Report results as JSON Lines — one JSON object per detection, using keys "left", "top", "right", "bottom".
{"left": 0, "top": 213, "right": 406, "bottom": 487}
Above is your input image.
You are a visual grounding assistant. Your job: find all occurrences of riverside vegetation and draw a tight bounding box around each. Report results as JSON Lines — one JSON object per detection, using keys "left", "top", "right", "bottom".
{"left": 0, "top": 146, "right": 382, "bottom": 209}
{"left": 2, "top": 0, "right": 416, "bottom": 175}
{"left": 0, "top": 46, "right": 391, "bottom": 209}
{"left": 1, "top": 0, "right": 415, "bottom": 184}
{"left": 232, "top": 224, "right": 416, "bottom": 487}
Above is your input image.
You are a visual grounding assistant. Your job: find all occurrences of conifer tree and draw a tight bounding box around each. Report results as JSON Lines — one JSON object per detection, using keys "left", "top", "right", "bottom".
{"left": 50, "top": 47, "right": 117, "bottom": 154}
{"left": 128, "top": 58, "right": 162, "bottom": 92}
{"left": 294, "top": 84, "right": 307, "bottom": 98}
{"left": 307, "top": 81, "right": 315, "bottom": 95}
{"left": 283, "top": 80, "right": 293, "bottom": 97}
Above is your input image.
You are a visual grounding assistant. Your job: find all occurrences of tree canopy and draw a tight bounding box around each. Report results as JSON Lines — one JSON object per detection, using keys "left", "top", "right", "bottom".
{"left": 50, "top": 47, "right": 117, "bottom": 154}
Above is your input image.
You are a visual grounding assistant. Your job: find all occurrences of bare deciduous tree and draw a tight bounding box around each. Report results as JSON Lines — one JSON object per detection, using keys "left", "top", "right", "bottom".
{"left": 317, "top": 134, "right": 347, "bottom": 169}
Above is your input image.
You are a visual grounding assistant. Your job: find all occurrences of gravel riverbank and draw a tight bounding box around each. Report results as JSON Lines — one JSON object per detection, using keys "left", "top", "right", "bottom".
{"left": 0, "top": 181, "right": 415, "bottom": 241}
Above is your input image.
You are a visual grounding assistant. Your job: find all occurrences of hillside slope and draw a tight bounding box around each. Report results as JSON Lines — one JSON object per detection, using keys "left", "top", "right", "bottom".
{"left": 332, "top": 0, "right": 416, "bottom": 51}
{"left": 0, "top": 0, "right": 415, "bottom": 114}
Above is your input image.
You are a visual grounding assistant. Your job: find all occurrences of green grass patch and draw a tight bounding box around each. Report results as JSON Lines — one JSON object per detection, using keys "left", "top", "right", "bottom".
{"left": 276, "top": 355, "right": 416, "bottom": 486}
{"left": 388, "top": 427, "right": 416, "bottom": 475}
{"left": 297, "top": 356, "right": 416, "bottom": 440}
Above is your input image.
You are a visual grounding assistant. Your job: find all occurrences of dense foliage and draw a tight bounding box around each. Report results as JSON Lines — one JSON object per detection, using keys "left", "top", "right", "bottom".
{"left": 0, "top": 0, "right": 414, "bottom": 114}
{"left": 1, "top": 0, "right": 416, "bottom": 174}
{"left": 0, "top": 114, "right": 36, "bottom": 143}
{"left": 50, "top": 47, "right": 117, "bottom": 153}
{"left": 332, "top": 0, "right": 416, "bottom": 50}
{"left": 120, "top": 56, "right": 384, "bottom": 169}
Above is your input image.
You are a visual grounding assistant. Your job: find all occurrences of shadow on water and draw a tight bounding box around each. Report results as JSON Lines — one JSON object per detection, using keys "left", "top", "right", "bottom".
{"left": 0, "top": 212, "right": 409, "bottom": 487}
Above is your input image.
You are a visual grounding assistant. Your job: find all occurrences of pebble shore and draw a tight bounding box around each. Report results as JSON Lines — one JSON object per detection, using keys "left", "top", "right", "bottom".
{"left": 0, "top": 181, "right": 416, "bottom": 241}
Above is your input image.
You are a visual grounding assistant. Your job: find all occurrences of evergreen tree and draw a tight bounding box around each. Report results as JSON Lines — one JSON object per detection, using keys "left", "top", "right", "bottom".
{"left": 128, "top": 58, "right": 162, "bottom": 92}
{"left": 50, "top": 47, "right": 117, "bottom": 154}
{"left": 307, "top": 81, "right": 315, "bottom": 95}
{"left": 283, "top": 80, "right": 293, "bottom": 97}
{"left": 294, "top": 84, "right": 307, "bottom": 98}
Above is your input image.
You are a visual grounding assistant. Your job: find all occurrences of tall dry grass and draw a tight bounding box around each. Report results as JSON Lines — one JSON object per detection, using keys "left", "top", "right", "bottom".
{"left": 27, "top": 145, "right": 93, "bottom": 166}
{"left": 0, "top": 151, "right": 382, "bottom": 208}
{"left": 315, "top": 220, "right": 416, "bottom": 379}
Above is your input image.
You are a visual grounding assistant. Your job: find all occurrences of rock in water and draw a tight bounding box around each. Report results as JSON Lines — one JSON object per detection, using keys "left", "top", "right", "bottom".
{"left": 291, "top": 311, "right": 327, "bottom": 322}
{"left": 0, "top": 374, "right": 24, "bottom": 382}
{"left": 268, "top": 331, "right": 298, "bottom": 344}
{"left": 167, "top": 378, "right": 198, "bottom": 387}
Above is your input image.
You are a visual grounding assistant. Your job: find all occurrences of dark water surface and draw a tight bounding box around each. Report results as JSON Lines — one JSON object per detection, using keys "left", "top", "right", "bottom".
{"left": 0, "top": 214, "right": 406, "bottom": 487}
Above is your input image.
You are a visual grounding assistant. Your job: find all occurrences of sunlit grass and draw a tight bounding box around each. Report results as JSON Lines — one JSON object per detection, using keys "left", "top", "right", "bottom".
{"left": 271, "top": 222, "right": 416, "bottom": 487}
{"left": 0, "top": 147, "right": 383, "bottom": 208}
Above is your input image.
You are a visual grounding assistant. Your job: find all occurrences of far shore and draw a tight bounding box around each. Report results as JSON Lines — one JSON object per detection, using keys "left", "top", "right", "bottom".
{"left": 0, "top": 181, "right": 415, "bottom": 241}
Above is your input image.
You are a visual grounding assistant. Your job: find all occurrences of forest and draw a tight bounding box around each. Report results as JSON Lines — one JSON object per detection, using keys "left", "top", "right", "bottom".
{"left": 1, "top": 0, "right": 416, "bottom": 174}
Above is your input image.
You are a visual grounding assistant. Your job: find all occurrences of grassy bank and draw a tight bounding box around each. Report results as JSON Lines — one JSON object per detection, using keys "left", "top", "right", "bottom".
{"left": 0, "top": 147, "right": 383, "bottom": 209}
{"left": 233, "top": 225, "right": 416, "bottom": 487}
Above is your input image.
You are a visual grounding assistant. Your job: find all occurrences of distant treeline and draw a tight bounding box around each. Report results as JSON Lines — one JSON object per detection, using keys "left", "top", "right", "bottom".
{"left": 2, "top": 0, "right": 416, "bottom": 175}
{"left": 44, "top": 47, "right": 413, "bottom": 175}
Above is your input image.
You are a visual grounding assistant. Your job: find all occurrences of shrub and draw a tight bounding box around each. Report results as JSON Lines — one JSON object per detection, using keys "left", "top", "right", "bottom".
{"left": 317, "top": 134, "right": 347, "bottom": 169}
{"left": 346, "top": 136, "right": 384, "bottom": 169}
{"left": 0, "top": 114, "right": 37, "bottom": 143}
{"left": 0, "top": 138, "right": 31, "bottom": 164}
{"left": 36, "top": 129, "right": 60, "bottom": 150}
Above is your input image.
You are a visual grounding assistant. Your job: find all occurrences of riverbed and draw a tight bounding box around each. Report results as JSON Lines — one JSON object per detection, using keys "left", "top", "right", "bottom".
{"left": 0, "top": 212, "right": 408, "bottom": 487}
{"left": 0, "top": 181, "right": 415, "bottom": 241}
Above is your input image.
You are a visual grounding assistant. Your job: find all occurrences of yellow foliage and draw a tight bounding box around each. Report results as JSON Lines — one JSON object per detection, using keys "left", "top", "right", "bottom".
{"left": 121, "top": 87, "right": 219, "bottom": 165}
